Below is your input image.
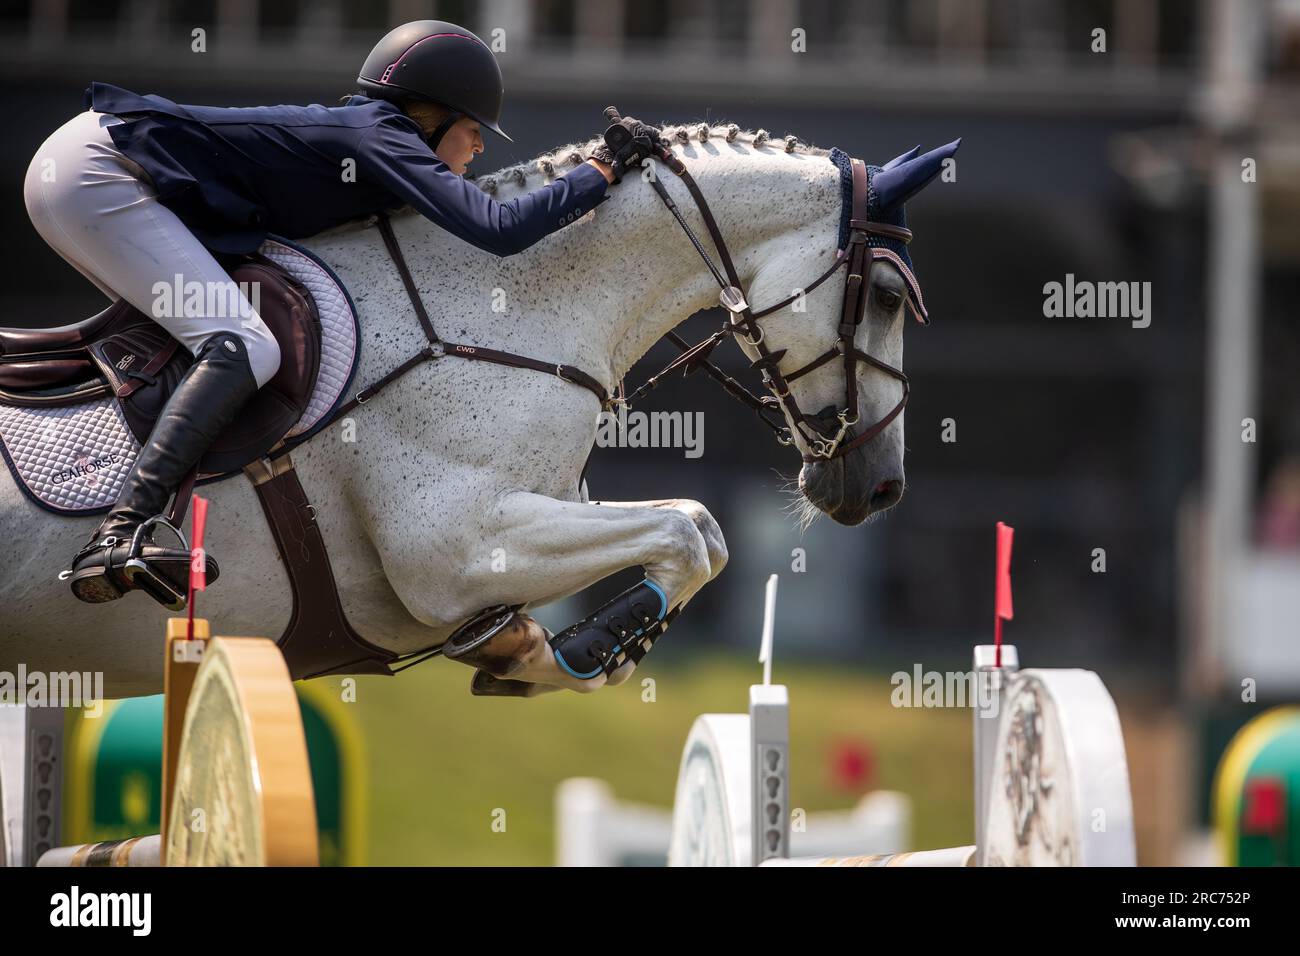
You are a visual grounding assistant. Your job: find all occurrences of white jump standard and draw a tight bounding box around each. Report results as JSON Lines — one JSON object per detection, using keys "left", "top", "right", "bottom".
{"left": 1, "top": 618, "right": 320, "bottom": 868}
{"left": 665, "top": 575, "right": 1136, "bottom": 867}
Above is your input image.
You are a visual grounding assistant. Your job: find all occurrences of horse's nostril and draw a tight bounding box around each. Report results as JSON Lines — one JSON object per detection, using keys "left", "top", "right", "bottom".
{"left": 871, "top": 479, "right": 903, "bottom": 510}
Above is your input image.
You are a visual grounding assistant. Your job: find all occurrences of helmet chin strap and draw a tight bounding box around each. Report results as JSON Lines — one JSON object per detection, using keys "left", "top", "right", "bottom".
{"left": 425, "top": 111, "right": 463, "bottom": 151}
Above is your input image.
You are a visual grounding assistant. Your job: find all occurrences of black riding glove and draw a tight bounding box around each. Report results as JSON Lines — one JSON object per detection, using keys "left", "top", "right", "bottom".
{"left": 591, "top": 107, "right": 666, "bottom": 184}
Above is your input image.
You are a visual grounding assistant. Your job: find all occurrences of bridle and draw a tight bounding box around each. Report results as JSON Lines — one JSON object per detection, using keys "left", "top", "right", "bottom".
{"left": 618, "top": 148, "right": 914, "bottom": 463}
{"left": 329, "top": 145, "right": 916, "bottom": 467}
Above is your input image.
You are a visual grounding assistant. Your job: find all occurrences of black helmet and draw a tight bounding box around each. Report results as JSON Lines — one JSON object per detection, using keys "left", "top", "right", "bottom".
{"left": 357, "top": 20, "right": 512, "bottom": 142}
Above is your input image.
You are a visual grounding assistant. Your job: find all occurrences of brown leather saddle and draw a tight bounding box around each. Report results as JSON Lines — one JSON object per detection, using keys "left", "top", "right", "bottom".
{"left": 0, "top": 248, "right": 401, "bottom": 681}
{"left": 0, "top": 255, "right": 320, "bottom": 475}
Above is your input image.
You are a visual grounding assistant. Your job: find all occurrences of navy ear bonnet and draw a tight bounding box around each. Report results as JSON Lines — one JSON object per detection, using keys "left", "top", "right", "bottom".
{"left": 829, "top": 146, "right": 928, "bottom": 323}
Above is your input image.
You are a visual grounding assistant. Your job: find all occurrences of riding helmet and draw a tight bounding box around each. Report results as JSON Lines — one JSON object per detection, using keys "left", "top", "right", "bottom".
{"left": 357, "top": 20, "right": 512, "bottom": 142}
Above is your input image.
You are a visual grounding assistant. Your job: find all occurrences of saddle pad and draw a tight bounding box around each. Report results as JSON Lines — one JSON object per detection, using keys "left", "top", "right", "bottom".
{"left": 259, "top": 239, "right": 358, "bottom": 440}
{"left": 0, "top": 237, "right": 359, "bottom": 516}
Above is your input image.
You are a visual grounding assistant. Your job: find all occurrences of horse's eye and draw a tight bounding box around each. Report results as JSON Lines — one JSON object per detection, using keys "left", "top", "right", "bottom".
{"left": 876, "top": 288, "right": 902, "bottom": 312}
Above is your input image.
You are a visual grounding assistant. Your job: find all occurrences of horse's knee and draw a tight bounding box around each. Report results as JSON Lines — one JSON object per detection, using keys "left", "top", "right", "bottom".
{"left": 652, "top": 507, "right": 714, "bottom": 594}
{"left": 669, "top": 499, "right": 728, "bottom": 580}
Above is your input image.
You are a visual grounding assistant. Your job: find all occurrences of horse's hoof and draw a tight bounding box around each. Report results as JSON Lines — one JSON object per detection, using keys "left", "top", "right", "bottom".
{"left": 469, "top": 671, "right": 562, "bottom": 698}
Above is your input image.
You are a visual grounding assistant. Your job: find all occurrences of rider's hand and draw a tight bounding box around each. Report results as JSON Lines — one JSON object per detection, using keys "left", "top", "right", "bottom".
{"left": 591, "top": 111, "right": 666, "bottom": 184}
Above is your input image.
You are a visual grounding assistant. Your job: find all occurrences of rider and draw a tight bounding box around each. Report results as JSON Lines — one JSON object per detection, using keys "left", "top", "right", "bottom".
{"left": 23, "top": 19, "right": 662, "bottom": 608}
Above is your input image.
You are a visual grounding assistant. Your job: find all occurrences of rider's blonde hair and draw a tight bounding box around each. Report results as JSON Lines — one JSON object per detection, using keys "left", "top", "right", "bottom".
{"left": 399, "top": 98, "right": 452, "bottom": 138}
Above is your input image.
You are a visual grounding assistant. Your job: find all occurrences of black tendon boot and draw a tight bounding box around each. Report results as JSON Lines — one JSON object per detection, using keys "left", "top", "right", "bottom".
{"left": 63, "top": 333, "right": 259, "bottom": 609}
{"left": 548, "top": 580, "right": 676, "bottom": 681}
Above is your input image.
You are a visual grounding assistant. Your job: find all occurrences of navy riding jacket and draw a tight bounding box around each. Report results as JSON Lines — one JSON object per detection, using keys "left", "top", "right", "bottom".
{"left": 82, "top": 82, "right": 609, "bottom": 256}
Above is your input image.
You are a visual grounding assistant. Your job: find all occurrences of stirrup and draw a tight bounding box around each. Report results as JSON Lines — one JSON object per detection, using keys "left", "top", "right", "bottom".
{"left": 122, "top": 515, "right": 191, "bottom": 611}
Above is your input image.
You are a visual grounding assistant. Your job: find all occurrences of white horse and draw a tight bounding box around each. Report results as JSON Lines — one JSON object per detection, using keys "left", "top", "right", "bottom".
{"left": 1, "top": 125, "right": 951, "bottom": 697}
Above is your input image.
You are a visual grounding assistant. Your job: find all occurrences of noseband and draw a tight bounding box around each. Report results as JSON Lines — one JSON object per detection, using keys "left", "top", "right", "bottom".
{"left": 620, "top": 149, "right": 914, "bottom": 463}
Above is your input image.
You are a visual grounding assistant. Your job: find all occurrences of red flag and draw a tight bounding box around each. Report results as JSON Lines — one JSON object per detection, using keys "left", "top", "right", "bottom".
{"left": 827, "top": 739, "right": 876, "bottom": 793}
{"left": 185, "top": 494, "right": 210, "bottom": 640}
{"left": 995, "top": 521, "right": 1014, "bottom": 621}
{"left": 994, "top": 522, "right": 1014, "bottom": 666}
{"left": 190, "top": 495, "right": 209, "bottom": 592}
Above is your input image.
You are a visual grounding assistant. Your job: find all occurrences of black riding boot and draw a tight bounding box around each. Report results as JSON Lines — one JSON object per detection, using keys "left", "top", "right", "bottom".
{"left": 64, "top": 333, "right": 260, "bottom": 609}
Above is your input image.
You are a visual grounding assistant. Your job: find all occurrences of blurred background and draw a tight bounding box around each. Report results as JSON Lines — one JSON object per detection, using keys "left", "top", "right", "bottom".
{"left": 4, "top": 0, "right": 1298, "bottom": 865}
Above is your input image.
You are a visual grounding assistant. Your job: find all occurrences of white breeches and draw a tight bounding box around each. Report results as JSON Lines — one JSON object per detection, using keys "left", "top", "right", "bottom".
{"left": 23, "top": 109, "right": 280, "bottom": 387}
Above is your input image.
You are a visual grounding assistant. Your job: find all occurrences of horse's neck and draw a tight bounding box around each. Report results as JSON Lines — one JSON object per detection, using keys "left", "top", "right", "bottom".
{"left": 311, "top": 148, "right": 838, "bottom": 401}
{"left": 594, "top": 150, "right": 841, "bottom": 385}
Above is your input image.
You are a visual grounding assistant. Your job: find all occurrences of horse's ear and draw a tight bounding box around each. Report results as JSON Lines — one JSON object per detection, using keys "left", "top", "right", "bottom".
{"left": 881, "top": 145, "right": 920, "bottom": 170}
{"left": 872, "top": 138, "right": 961, "bottom": 211}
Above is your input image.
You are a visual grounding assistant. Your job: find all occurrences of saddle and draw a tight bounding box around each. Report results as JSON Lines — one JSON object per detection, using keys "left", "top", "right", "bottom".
{"left": 0, "top": 255, "right": 320, "bottom": 475}
{"left": 0, "top": 235, "right": 398, "bottom": 681}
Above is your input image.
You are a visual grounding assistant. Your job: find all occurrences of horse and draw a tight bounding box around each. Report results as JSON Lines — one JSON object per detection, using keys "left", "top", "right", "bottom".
{"left": 0, "top": 124, "right": 956, "bottom": 698}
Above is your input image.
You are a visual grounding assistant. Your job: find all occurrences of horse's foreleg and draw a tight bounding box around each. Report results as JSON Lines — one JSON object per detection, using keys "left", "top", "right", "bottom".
{"left": 453, "top": 491, "right": 725, "bottom": 696}
{"left": 585, "top": 498, "right": 728, "bottom": 584}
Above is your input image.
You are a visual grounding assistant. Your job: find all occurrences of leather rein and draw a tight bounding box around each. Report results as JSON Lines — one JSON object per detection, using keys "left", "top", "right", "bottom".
{"left": 344, "top": 149, "right": 912, "bottom": 465}
{"left": 623, "top": 149, "right": 913, "bottom": 463}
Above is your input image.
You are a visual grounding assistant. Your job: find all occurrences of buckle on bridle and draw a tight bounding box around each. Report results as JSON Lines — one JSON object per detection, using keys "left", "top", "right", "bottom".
{"left": 760, "top": 371, "right": 789, "bottom": 398}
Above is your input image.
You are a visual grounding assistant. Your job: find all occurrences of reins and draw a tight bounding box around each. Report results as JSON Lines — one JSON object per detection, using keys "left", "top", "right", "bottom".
{"left": 343, "top": 146, "right": 914, "bottom": 465}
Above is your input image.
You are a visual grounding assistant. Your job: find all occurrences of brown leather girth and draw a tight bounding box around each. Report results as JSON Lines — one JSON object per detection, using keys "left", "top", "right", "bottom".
{"left": 245, "top": 456, "right": 399, "bottom": 680}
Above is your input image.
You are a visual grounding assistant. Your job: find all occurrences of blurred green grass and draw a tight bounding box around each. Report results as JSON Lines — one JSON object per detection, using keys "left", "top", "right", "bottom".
{"left": 329, "top": 653, "right": 975, "bottom": 865}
